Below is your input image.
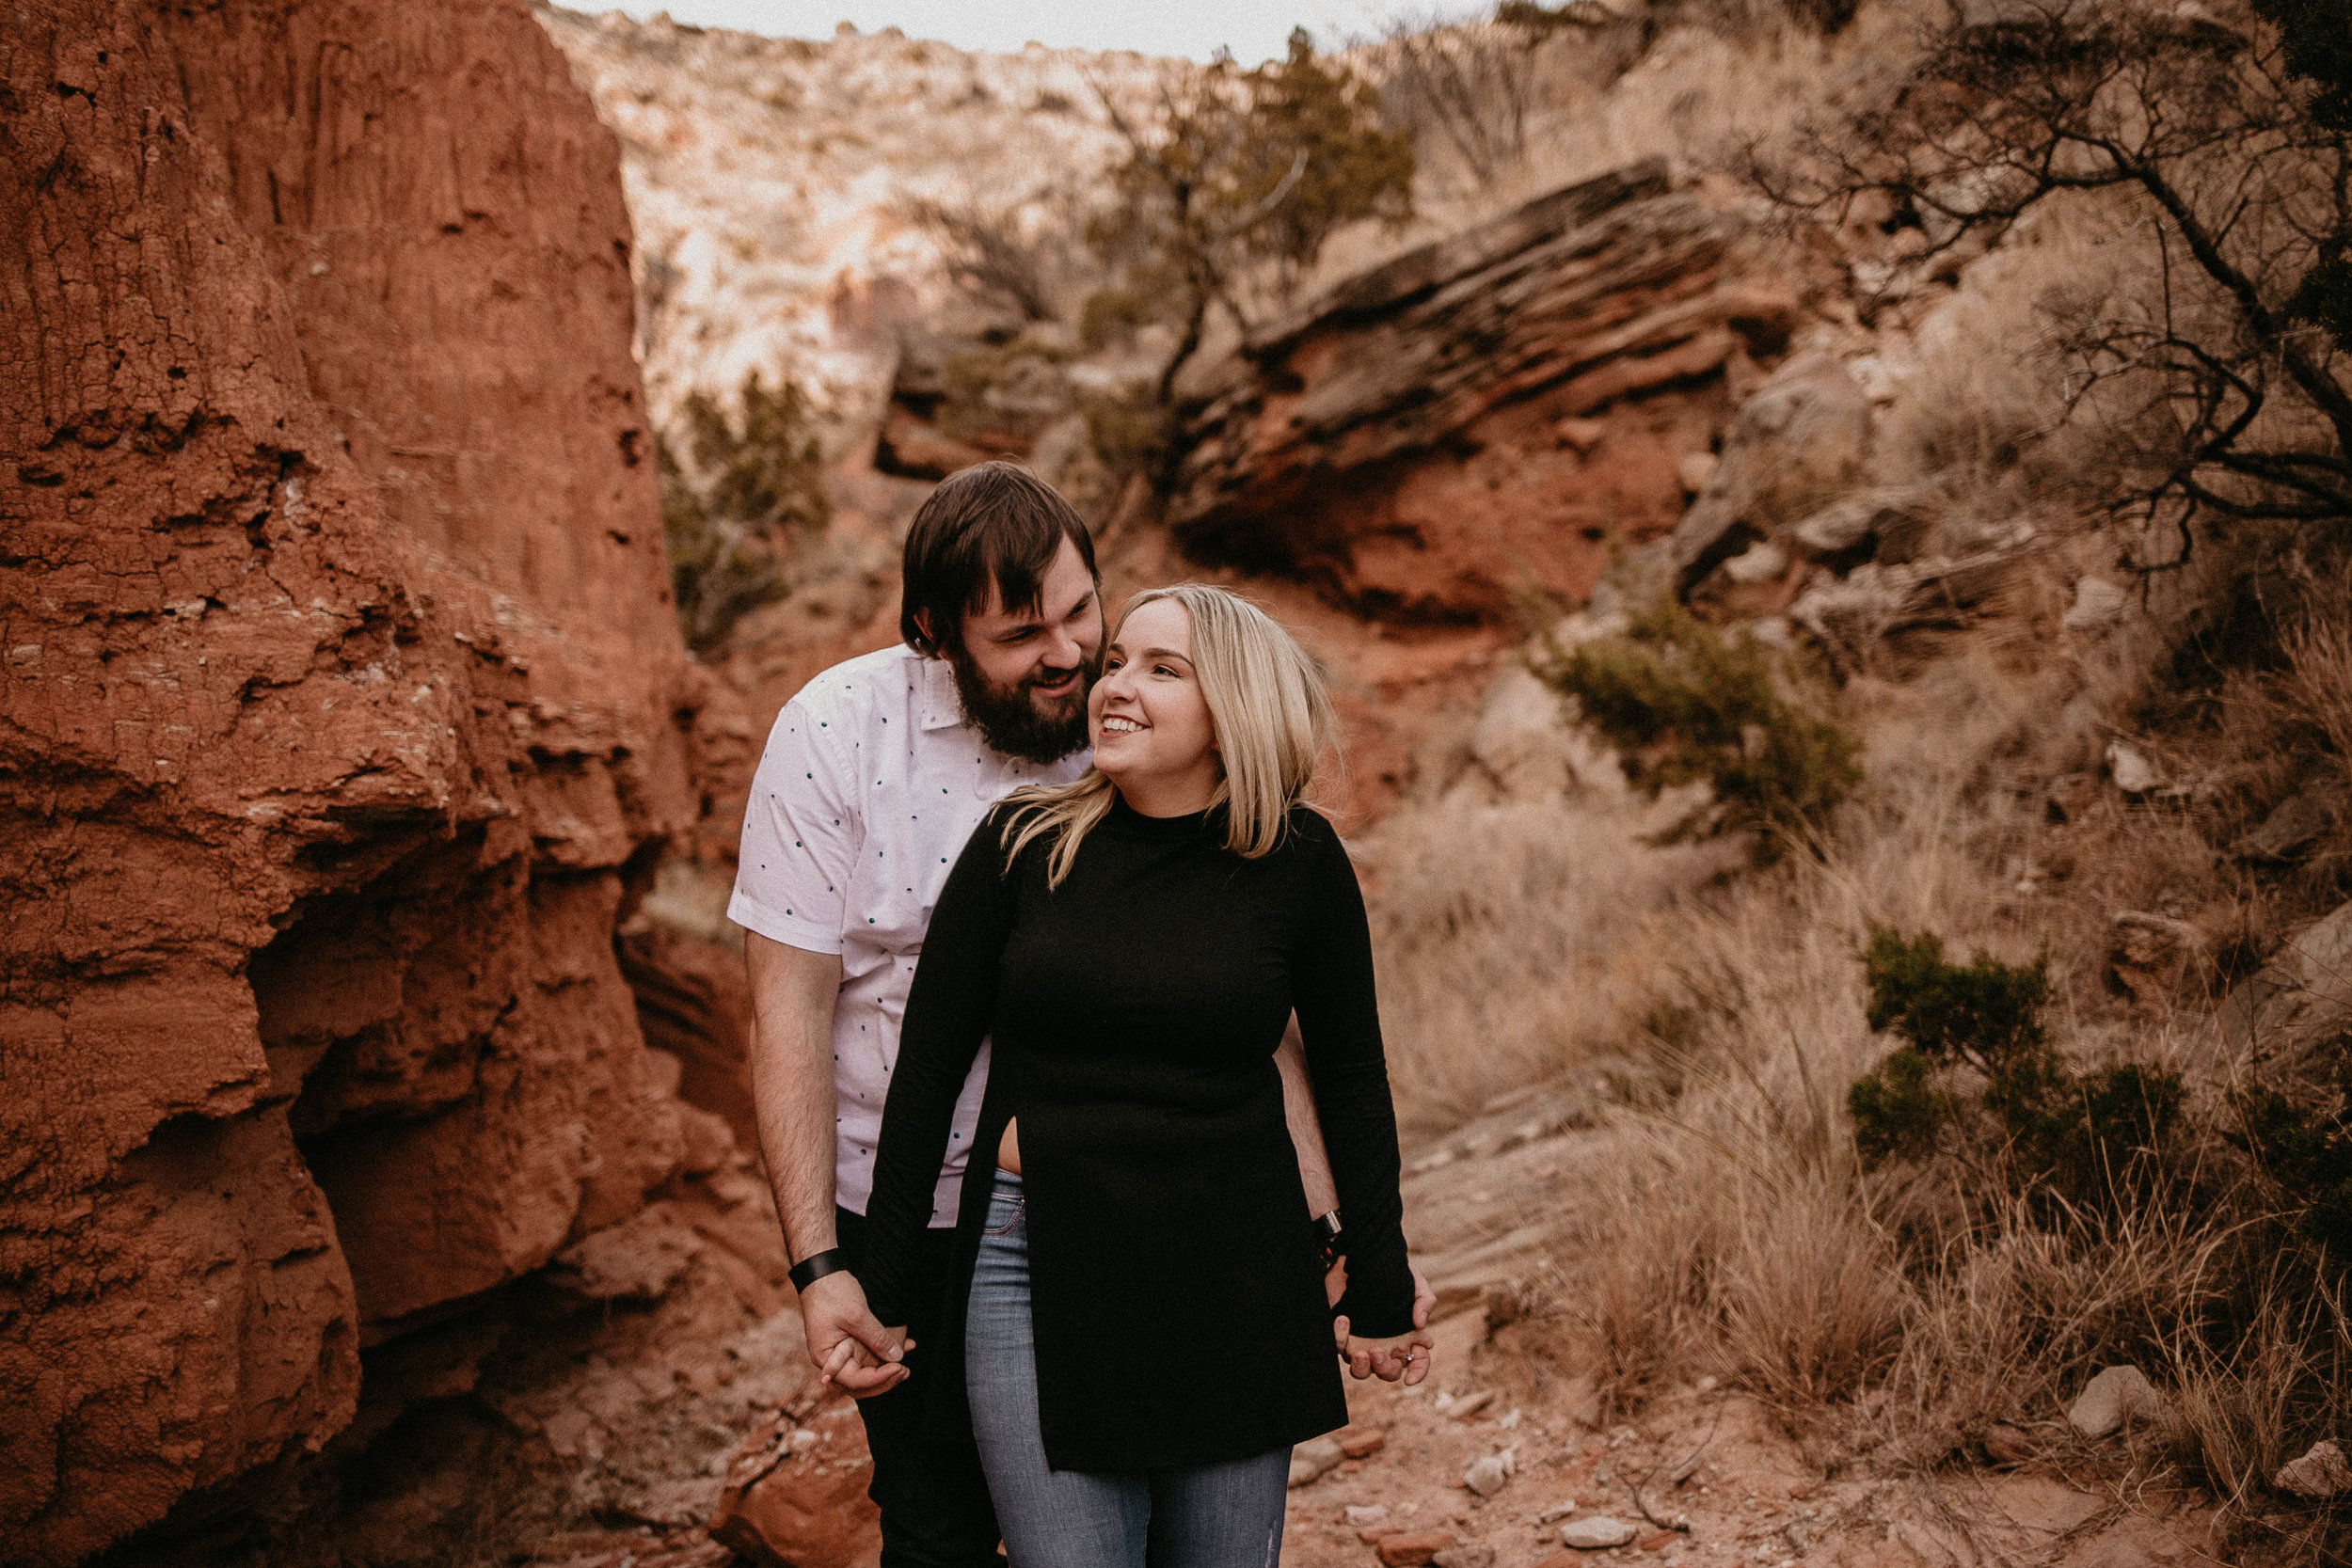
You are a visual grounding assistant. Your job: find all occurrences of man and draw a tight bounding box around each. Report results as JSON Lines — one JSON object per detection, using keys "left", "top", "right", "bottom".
{"left": 730, "top": 462, "right": 1422, "bottom": 1568}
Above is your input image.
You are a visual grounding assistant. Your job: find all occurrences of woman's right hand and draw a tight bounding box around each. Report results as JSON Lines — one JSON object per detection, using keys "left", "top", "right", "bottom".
{"left": 802, "top": 1271, "right": 913, "bottom": 1398}
{"left": 1336, "top": 1322, "right": 1433, "bottom": 1385}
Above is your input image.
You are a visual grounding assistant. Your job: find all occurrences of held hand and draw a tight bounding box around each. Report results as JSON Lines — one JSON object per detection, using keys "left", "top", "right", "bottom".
{"left": 1336, "top": 1325, "right": 1434, "bottom": 1385}
{"left": 1328, "top": 1261, "right": 1437, "bottom": 1352}
{"left": 799, "top": 1271, "right": 912, "bottom": 1399}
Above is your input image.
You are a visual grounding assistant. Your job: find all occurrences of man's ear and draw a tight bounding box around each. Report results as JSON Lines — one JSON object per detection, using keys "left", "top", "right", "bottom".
{"left": 914, "top": 608, "right": 938, "bottom": 651}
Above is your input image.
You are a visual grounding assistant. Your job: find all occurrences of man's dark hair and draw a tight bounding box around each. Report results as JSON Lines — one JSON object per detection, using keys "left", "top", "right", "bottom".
{"left": 899, "top": 462, "right": 1099, "bottom": 657}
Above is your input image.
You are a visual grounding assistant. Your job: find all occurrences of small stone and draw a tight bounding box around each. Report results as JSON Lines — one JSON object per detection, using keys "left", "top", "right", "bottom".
{"left": 2274, "top": 1438, "right": 2352, "bottom": 1497}
{"left": 1439, "top": 1388, "right": 1498, "bottom": 1419}
{"left": 1721, "top": 541, "right": 1789, "bottom": 585}
{"left": 1557, "top": 417, "right": 1610, "bottom": 454}
{"left": 1535, "top": 1500, "right": 1580, "bottom": 1525}
{"left": 2106, "top": 739, "right": 2167, "bottom": 795}
{"left": 1561, "top": 1515, "right": 1640, "bottom": 1549}
{"left": 2068, "top": 1364, "right": 2168, "bottom": 1438}
{"left": 1377, "top": 1528, "right": 1459, "bottom": 1566}
{"left": 2239, "top": 784, "right": 2341, "bottom": 862}
{"left": 1340, "top": 1426, "right": 1388, "bottom": 1458}
{"left": 1675, "top": 451, "right": 1719, "bottom": 494}
{"left": 1434, "top": 1546, "right": 1496, "bottom": 1568}
{"left": 1464, "top": 1452, "right": 1514, "bottom": 1497}
{"left": 1637, "top": 1530, "right": 1679, "bottom": 1551}
{"left": 2063, "top": 575, "right": 2128, "bottom": 631}
{"left": 1981, "top": 1421, "right": 2032, "bottom": 1465}
{"left": 1347, "top": 1505, "right": 1392, "bottom": 1528}
{"left": 1342, "top": 1460, "right": 1364, "bottom": 1474}
{"left": 2107, "top": 911, "right": 2205, "bottom": 1004}
{"left": 1289, "top": 1436, "right": 1344, "bottom": 1488}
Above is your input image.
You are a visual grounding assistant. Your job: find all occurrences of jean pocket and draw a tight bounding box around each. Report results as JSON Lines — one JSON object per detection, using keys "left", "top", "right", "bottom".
{"left": 982, "top": 1196, "right": 1025, "bottom": 1237}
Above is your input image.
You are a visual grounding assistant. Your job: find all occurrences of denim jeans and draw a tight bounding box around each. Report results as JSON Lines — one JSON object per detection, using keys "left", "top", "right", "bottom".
{"left": 963, "top": 1170, "right": 1292, "bottom": 1568}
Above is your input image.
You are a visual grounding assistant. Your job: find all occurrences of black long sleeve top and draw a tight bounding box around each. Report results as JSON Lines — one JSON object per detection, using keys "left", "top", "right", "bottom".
{"left": 860, "top": 795, "right": 1415, "bottom": 1473}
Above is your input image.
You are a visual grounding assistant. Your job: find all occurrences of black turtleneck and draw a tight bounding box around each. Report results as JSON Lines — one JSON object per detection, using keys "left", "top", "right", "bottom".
{"left": 861, "top": 793, "right": 1414, "bottom": 1473}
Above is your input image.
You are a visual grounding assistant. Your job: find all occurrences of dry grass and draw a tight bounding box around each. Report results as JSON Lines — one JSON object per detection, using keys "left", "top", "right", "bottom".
{"left": 1367, "top": 568, "right": 2352, "bottom": 1538}
{"left": 1365, "top": 793, "right": 1722, "bottom": 1132}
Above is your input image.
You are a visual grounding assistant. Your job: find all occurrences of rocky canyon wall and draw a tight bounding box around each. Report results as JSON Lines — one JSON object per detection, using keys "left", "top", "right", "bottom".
{"left": 1169, "top": 162, "right": 1804, "bottom": 623}
{"left": 0, "top": 3, "right": 730, "bottom": 1560}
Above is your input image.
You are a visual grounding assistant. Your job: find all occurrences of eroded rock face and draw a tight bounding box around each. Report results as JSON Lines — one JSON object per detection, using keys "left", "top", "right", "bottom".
{"left": 1168, "top": 162, "right": 1804, "bottom": 622}
{"left": 1, "top": 3, "right": 723, "bottom": 1560}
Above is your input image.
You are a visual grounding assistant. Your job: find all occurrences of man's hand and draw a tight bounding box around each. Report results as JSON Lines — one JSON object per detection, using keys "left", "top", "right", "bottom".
{"left": 800, "top": 1271, "right": 911, "bottom": 1398}
{"left": 1329, "top": 1260, "right": 1437, "bottom": 1349}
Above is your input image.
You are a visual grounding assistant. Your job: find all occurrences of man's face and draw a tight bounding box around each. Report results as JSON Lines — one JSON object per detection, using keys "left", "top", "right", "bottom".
{"left": 943, "top": 535, "right": 1105, "bottom": 765}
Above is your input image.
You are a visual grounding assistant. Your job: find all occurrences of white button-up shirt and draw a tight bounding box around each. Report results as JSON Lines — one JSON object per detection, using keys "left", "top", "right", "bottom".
{"left": 728, "top": 643, "right": 1089, "bottom": 1225}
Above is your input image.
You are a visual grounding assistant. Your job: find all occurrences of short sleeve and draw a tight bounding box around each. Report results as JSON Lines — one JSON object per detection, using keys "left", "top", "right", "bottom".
{"left": 728, "top": 697, "right": 862, "bottom": 953}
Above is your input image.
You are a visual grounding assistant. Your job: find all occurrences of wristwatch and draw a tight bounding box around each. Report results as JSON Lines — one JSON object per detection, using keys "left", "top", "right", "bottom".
{"left": 1313, "top": 1210, "right": 1345, "bottom": 1272}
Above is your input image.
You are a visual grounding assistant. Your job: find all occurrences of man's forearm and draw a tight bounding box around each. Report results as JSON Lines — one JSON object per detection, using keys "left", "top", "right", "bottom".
{"left": 745, "top": 934, "right": 847, "bottom": 1264}
{"left": 1277, "top": 1016, "right": 1340, "bottom": 1217}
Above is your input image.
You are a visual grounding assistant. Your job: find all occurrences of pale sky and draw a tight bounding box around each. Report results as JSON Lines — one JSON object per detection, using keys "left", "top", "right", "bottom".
{"left": 605, "top": 0, "right": 1489, "bottom": 64}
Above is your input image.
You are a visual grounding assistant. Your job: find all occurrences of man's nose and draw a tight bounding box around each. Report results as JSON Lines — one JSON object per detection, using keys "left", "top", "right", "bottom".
{"left": 1042, "top": 621, "right": 1083, "bottom": 671}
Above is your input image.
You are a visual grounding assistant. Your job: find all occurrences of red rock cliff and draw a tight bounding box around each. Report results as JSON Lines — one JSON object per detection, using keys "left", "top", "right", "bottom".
{"left": 0, "top": 3, "right": 726, "bottom": 1560}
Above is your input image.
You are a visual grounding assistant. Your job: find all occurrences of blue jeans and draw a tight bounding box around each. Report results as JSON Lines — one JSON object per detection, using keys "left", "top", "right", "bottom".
{"left": 964, "top": 1170, "right": 1292, "bottom": 1568}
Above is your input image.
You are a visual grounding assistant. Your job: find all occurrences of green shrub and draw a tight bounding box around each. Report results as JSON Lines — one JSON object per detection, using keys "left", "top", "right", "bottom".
{"left": 1847, "top": 1046, "right": 1954, "bottom": 1166}
{"left": 1862, "top": 927, "right": 2052, "bottom": 1065}
{"left": 1091, "top": 27, "right": 1415, "bottom": 400}
{"left": 1849, "top": 929, "right": 2185, "bottom": 1192}
{"left": 1529, "top": 600, "right": 1861, "bottom": 863}
{"left": 2242, "top": 1079, "right": 2352, "bottom": 1257}
{"left": 935, "top": 341, "right": 1072, "bottom": 450}
{"left": 659, "top": 371, "right": 830, "bottom": 656}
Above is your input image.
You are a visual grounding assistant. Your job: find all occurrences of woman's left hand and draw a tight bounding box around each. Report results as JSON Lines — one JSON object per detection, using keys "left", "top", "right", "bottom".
{"left": 1336, "top": 1324, "right": 1433, "bottom": 1385}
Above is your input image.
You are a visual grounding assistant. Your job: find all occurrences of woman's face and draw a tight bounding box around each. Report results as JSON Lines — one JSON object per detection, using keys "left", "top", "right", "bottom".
{"left": 1089, "top": 597, "right": 1221, "bottom": 815}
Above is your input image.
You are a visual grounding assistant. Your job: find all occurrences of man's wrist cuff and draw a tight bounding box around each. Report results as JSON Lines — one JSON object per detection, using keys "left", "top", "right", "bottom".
{"left": 788, "top": 1248, "right": 851, "bottom": 1292}
{"left": 1313, "top": 1210, "right": 1345, "bottom": 1271}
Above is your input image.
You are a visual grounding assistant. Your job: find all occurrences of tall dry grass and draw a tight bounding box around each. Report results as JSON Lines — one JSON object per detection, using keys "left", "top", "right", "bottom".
{"left": 1368, "top": 580, "right": 2352, "bottom": 1537}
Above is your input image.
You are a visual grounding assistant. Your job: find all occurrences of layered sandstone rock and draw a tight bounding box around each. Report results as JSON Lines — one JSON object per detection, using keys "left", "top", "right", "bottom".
{"left": 0, "top": 3, "right": 727, "bottom": 1560}
{"left": 1168, "top": 163, "right": 1805, "bottom": 621}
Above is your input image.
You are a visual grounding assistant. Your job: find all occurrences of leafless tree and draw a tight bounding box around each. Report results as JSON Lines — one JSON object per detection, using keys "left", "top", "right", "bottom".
{"left": 1372, "top": 14, "right": 1545, "bottom": 187}
{"left": 1756, "top": 0, "right": 2351, "bottom": 563}
{"left": 907, "top": 193, "right": 1058, "bottom": 322}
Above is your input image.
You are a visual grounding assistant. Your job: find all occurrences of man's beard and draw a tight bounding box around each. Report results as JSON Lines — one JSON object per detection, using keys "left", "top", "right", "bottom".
{"left": 948, "top": 643, "right": 1101, "bottom": 765}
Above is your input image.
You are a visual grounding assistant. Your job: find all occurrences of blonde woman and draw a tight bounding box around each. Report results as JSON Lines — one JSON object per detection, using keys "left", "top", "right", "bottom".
{"left": 857, "top": 584, "right": 1431, "bottom": 1568}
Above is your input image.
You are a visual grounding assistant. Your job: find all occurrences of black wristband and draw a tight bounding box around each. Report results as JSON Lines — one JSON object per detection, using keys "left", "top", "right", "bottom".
{"left": 788, "top": 1248, "right": 851, "bottom": 1292}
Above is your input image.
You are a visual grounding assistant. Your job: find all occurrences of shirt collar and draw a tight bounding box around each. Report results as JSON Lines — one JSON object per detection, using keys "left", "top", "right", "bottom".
{"left": 916, "top": 653, "right": 963, "bottom": 732}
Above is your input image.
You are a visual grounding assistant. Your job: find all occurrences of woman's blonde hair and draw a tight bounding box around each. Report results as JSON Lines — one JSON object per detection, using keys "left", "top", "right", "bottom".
{"left": 1000, "top": 583, "right": 1335, "bottom": 888}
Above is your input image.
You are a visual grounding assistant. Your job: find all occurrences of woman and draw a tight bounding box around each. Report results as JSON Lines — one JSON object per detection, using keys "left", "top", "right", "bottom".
{"left": 858, "top": 583, "right": 1431, "bottom": 1568}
